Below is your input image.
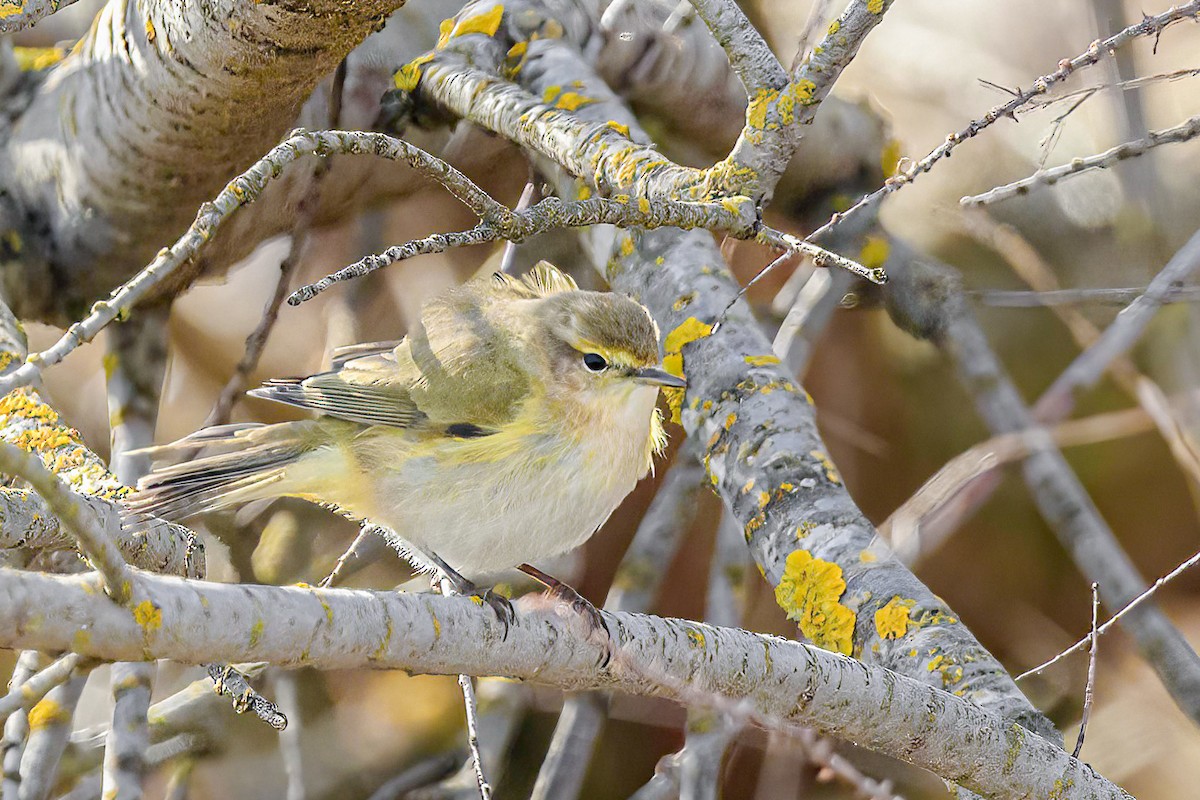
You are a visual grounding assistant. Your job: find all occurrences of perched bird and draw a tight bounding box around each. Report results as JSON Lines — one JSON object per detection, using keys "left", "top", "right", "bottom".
{"left": 131, "top": 262, "right": 684, "bottom": 621}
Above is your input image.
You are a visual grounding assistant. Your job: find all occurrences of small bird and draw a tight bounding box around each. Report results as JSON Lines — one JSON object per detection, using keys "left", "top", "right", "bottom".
{"left": 131, "top": 262, "right": 684, "bottom": 621}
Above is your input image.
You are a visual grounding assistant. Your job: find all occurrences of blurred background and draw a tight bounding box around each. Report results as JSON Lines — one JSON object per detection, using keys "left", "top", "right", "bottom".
{"left": 8, "top": 0, "right": 1200, "bottom": 797}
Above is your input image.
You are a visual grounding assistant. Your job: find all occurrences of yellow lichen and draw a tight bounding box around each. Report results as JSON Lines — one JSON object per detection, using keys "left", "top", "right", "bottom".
{"left": 449, "top": 4, "right": 504, "bottom": 38}
{"left": 132, "top": 600, "right": 162, "bottom": 632}
{"left": 393, "top": 53, "right": 435, "bottom": 92}
{"left": 866, "top": 0, "right": 884, "bottom": 11}
{"left": 808, "top": 450, "right": 842, "bottom": 484}
{"left": 773, "top": 550, "right": 855, "bottom": 655}
{"left": 542, "top": 84, "right": 561, "bottom": 103}
{"left": 144, "top": 17, "right": 156, "bottom": 43}
{"left": 636, "top": 197, "right": 651, "bottom": 214}
{"left": 686, "top": 628, "right": 706, "bottom": 649}
{"left": 874, "top": 596, "right": 913, "bottom": 639}
{"left": 605, "top": 120, "right": 630, "bottom": 137}
{"left": 555, "top": 91, "right": 593, "bottom": 111}
{"left": 746, "top": 88, "right": 776, "bottom": 130}
{"left": 744, "top": 354, "right": 780, "bottom": 367}
{"left": 661, "top": 318, "right": 712, "bottom": 424}
{"left": 28, "top": 699, "right": 70, "bottom": 730}
{"left": 859, "top": 548, "right": 877, "bottom": 563}
{"left": 827, "top": 19, "right": 840, "bottom": 35}
{"left": 249, "top": 619, "right": 265, "bottom": 647}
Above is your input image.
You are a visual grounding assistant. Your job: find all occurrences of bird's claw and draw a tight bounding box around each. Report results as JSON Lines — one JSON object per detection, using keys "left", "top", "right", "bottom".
{"left": 472, "top": 587, "right": 516, "bottom": 633}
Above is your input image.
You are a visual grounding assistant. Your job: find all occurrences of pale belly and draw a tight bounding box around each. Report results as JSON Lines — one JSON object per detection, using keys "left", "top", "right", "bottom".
{"left": 316, "top": 387, "right": 660, "bottom": 577}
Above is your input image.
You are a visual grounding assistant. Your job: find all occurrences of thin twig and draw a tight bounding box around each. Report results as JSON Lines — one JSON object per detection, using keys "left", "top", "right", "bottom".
{"left": 0, "top": 129, "right": 515, "bottom": 395}
{"left": 962, "top": 112, "right": 1200, "bottom": 206}
{"left": 276, "top": 672, "right": 306, "bottom": 800}
{"left": 1073, "top": 583, "right": 1100, "bottom": 759}
{"left": 204, "top": 664, "right": 288, "bottom": 731}
{"left": 792, "top": 0, "right": 1200, "bottom": 248}
{"left": 1019, "top": 549, "right": 1200, "bottom": 680}
{"left": 439, "top": 577, "right": 492, "bottom": 800}
{"left": 317, "top": 524, "right": 381, "bottom": 588}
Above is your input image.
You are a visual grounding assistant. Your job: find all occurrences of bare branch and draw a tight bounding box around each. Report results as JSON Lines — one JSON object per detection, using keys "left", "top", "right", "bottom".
{"left": 1020, "top": 548, "right": 1200, "bottom": 680}
{"left": 962, "top": 112, "right": 1200, "bottom": 206}
{"left": 0, "top": 129, "right": 511, "bottom": 395}
{"left": 803, "top": 0, "right": 1200, "bottom": 242}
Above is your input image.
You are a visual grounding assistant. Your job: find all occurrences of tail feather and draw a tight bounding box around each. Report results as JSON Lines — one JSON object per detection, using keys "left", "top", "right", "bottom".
{"left": 129, "top": 422, "right": 318, "bottom": 521}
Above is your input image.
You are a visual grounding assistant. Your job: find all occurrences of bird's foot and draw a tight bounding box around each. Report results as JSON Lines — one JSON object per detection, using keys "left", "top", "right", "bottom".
{"left": 427, "top": 553, "right": 515, "bottom": 634}
{"left": 518, "top": 563, "right": 615, "bottom": 667}
{"left": 468, "top": 586, "right": 516, "bottom": 631}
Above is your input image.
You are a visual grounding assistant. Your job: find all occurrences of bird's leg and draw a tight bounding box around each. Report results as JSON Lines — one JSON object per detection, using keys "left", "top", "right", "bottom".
{"left": 428, "top": 551, "right": 515, "bottom": 630}
{"left": 518, "top": 563, "right": 611, "bottom": 644}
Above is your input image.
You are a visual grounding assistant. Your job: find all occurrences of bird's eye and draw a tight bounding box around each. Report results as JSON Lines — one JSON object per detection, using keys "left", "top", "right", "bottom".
{"left": 582, "top": 353, "right": 608, "bottom": 372}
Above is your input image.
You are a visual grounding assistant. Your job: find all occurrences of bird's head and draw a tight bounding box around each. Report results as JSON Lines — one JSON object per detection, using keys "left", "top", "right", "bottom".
{"left": 535, "top": 290, "right": 686, "bottom": 396}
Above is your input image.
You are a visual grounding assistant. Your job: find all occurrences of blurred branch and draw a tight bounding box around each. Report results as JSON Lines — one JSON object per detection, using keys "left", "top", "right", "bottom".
{"left": 882, "top": 242, "right": 1200, "bottom": 725}
{"left": 800, "top": 0, "right": 1200, "bottom": 243}
{"left": 961, "top": 112, "right": 1200, "bottom": 206}
{"left": 960, "top": 210, "right": 1200, "bottom": 488}
{"left": 0, "top": 653, "right": 93, "bottom": 719}
{"left": 206, "top": 64, "right": 347, "bottom": 427}
{"left": 884, "top": 393, "right": 1194, "bottom": 562}
{"left": 1, "top": 651, "right": 41, "bottom": 798}
{"left": 0, "top": 569, "right": 1133, "bottom": 800}
{"left": 102, "top": 662, "right": 154, "bottom": 800}
{"left": 530, "top": 445, "right": 705, "bottom": 800}
{"left": 19, "top": 674, "right": 89, "bottom": 800}
{"left": 972, "top": 285, "right": 1200, "bottom": 307}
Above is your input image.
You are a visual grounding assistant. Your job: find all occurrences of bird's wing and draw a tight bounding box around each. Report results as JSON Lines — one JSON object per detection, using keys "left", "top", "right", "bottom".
{"left": 249, "top": 264, "right": 574, "bottom": 430}
{"left": 249, "top": 347, "right": 426, "bottom": 428}
{"left": 403, "top": 276, "right": 539, "bottom": 430}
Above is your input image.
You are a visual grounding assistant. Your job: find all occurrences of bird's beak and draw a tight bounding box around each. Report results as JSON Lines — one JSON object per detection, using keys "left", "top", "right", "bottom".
{"left": 631, "top": 366, "right": 687, "bottom": 388}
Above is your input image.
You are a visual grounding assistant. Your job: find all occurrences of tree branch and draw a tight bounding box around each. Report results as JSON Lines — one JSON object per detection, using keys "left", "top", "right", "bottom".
{"left": 0, "top": 569, "right": 1133, "bottom": 800}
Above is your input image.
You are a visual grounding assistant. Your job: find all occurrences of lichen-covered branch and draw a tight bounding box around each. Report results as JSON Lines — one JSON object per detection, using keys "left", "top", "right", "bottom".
{"left": 0, "top": 569, "right": 1133, "bottom": 799}
{"left": 0, "top": 0, "right": 85, "bottom": 33}
{"left": 0, "top": 0, "right": 410, "bottom": 323}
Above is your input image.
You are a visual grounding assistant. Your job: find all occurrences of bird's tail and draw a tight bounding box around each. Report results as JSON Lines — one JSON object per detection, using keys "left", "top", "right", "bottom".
{"left": 128, "top": 422, "right": 322, "bottom": 521}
